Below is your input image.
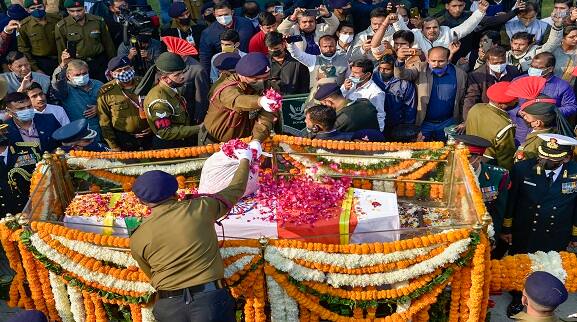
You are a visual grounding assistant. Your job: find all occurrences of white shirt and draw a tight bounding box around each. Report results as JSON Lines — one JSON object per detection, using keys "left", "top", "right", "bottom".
{"left": 340, "top": 79, "right": 386, "bottom": 131}
{"left": 35, "top": 104, "right": 70, "bottom": 127}
{"left": 545, "top": 164, "right": 564, "bottom": 183}
{"left": 0, "top": 147, "right": 7, "bottom": 165}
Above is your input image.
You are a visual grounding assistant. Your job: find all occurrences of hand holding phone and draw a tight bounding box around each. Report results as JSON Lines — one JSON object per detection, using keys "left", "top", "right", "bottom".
{"left": 66, "top": 40, "right": 77, "bottom": 58}
{"left": 305, "top": 9, "right": 320, "bottom": 17}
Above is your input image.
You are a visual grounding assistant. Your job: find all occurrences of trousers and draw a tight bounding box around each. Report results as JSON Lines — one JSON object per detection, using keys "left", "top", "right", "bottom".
{"left": 153, "top": 288, "right": 236, "bottom": 322}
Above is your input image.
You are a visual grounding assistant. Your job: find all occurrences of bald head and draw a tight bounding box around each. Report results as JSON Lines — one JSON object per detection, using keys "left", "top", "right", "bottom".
{"left": 428, "top": 46, "right": 450, "bottom": 70}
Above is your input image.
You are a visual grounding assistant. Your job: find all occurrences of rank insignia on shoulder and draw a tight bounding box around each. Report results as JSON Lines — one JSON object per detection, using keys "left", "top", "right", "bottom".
{"left": 155, "top": 111, "right": 167, "bottom": 118}
{"left": 154, "top": 118, "right": 171, "bottom": 129}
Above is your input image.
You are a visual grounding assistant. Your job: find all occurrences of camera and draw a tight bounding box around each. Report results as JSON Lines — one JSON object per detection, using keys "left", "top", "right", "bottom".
{"left": 118, "top": 6, "right": 154, "bottom": 37}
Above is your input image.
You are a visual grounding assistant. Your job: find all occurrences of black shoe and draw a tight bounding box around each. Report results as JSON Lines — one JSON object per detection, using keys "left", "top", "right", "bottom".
{"left": 506, "top": 303, "right": 524, "bottom": 318}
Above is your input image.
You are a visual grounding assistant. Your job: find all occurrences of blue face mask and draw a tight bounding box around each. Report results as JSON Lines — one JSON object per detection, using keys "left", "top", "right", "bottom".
{"left": 349, "top": 77, "right": 361, "bottom": 84}
{"left": 30, "top": 9, "right": 46, "bottom": 19}
{"left": 527, "top": 67, "right": 544, "bottom": 77}
{"left": 430, "top": 64, "right": 448, "bottom": 76}
{"left": 15, "top": 108, "right": 35, "bottom": 122}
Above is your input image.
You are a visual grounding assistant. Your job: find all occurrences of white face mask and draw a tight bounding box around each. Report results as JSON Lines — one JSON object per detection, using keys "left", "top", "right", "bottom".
{"left": 488, "top": 63, "right": 507, "bottom": 74}
{"left": 71, "top": 74, "right": 89, "bottom": 86}
{"left": 338, "top": 33, "right": 354, "bottom": 44}
{"left": 216, "top": 14, "right": 233, "bottom": 26}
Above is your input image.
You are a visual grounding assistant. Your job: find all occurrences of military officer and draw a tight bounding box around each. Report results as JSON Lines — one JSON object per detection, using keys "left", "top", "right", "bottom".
{"left": 453, "top": 134, "right": 510, "bottom": 258}
{"left": 17, "top": 0, "right": 61, "bottom": 75}
{"left": 515, "top": 98, "right": 574, "bottom": 162}
{"left": 54, "top": 0, "right": 115, "bottom": 82}
{"left": 0, "top": 122, "right": 41, "bottom": 217}
{"left": 202, "top": 53, "right": 277, "bottom": 145}
{"left": 513, "top": 271, "right": 568, "bottom": 321}
{"left": 465, "top": 81, "right": 517, "bottom": 170}
{"left": 52, "top": 118, "right": 108, "bottom": 152}
{"left": 502, "top": 133, "right": 577, "bottom": 317}
{"left": 136, "top": 52, "right": 200, "bottom": 149}
{"left": 130, "top": 144, "right": 253, "bottom": 321}
{"left": 97, "top": 56, "right": 151, "bottom": 151}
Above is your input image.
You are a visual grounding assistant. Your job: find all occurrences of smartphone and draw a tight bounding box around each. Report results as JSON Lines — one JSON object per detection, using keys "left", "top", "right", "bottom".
{"left": 66, "top": 40, "right": 77, "bottom": 58}
{"left": 274, "top": 5, "right": 283, "bottom": 14}
{"left": 285, "top": 35, "right": 303, "bottom": 43}
{"left": 410, "top": 7, "right": 419, "bottom": 18}
{"left": 451, "top": 31, "right": 459, "bottom": 42}
{"left": 305, "top": 9, "right": 320, "bottom": 17}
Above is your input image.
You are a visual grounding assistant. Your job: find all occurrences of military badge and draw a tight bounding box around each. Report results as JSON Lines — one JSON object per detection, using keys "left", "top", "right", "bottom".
{"left": 481, "top": 186, "right": 498, "bottom": 201}
{"left": 561, "top": 181, "right": 577, "bottom": 194}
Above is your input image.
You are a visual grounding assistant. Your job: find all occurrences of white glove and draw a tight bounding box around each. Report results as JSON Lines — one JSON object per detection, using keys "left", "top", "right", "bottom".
{"left": 258, "top": 96, "right": 277, "bottom": 112}
{"left": 248, "top": 140, "right": 262, "bottom": 158}
{"left": 233, "top": 148, "right": 253, "bottom": 161}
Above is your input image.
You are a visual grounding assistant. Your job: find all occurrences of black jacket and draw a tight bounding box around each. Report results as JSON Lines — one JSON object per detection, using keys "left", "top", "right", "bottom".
{"left": 6, "top": 113, "right": 61, "bottom": 153}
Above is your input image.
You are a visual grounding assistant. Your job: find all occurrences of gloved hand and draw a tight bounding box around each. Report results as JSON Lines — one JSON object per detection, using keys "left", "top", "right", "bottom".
{"left": 248, "top": 140, "right": 262, "bottom": 158}
{"left": 233, "top": 148, "right": 253, "bottom": 161}
{"left": 258, "top": 96, "right": 277, "bottom": 112}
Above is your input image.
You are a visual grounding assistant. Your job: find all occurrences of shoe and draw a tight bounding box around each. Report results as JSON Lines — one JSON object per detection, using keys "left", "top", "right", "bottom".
{"left": 506, "top": 303, "right": 524, "bottom": 318}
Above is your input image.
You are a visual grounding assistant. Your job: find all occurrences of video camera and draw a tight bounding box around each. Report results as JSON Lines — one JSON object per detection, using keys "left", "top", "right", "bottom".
{"left": 118, "top": 5, "right": 156, "bottom": 41}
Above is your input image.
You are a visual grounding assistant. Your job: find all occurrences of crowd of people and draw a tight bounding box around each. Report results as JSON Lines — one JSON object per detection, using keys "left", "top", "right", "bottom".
{"left": 0, "top": 0, "right": 576, "bottom": 320}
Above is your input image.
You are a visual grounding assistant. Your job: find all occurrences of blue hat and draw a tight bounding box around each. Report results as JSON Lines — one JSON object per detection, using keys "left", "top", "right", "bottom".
{"left": 235, "top": 53, "right": 270, "bottom": 77}
{"left": 107, "top": 56, "right": 131, "bottom": 72}
{"left": 7, "top": 310, "right": 48, "bottom": 322}
{"left": 214, "top": 53, "right": 241, "bottom": 71}
{"left": 52, "top": 119, "right": 97, "bottom": 144}
{"left": 331, "top": 0, "right": 351, "bottom": 9}
{"left": 133, "top": 171, "right": 178, "bottom": 203}
{"left": 7, "top": 4, "right": 29, "bottom": 20}
{"left": 314, "top": 83, "right": 341, "bottom": 101}
{"left": 169, "top": 1, "right": 187, "bottom": 18}
{"left": 525, "top": 271, "right": 568, "bottom": 308}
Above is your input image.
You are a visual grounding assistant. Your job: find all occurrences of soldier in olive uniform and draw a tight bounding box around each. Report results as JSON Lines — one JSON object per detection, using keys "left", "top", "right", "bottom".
{"left": 136, "top": 52, "right": 200, "bottom": 149}
{"left": 202, "top": 53, "right": 278, "bottom": 145}
{"left": 54, "top": 0, "right": 115, "bottom": 82}
{"left": 0, "top": 123, "right": 41, "bottom": 217}
{"left": 514, "top": 99, "right": 574, "bottom": 162}
{"left": 17, "top": 0, "right": 61, "bottom": 75}
{"left": 97, "top": 56, "right": 151, "bottom": 151}
{"left": 465, "top": 81, "right": 517, "bottom": 170}
{"left": 453, "top": 134, "right": 510, "bottom": 259}
{"left": 502, "top": 134, "right": 577, "bottom": 317}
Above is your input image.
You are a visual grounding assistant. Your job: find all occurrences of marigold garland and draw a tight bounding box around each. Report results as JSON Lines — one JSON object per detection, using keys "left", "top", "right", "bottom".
{"left": 130, "top": 303, "right": 143, "bottom": 322}
{"left": 466, "top": 233, "right": 488, "bottom": 322}
{"left": 272, "top": 135, "right": 444, "bottom": 151}
{"left": 456, "top": 149, "right": 489, "bottom": 222}
{"left": 449, "top": 267, "right": 462, "bottom": 322}
{"left": 35, "top": 261, "right": 60, "bottom": 321}
{"left": 16, "top": 229, "right": 49, "bottom": 316}
{"left": 458, "top": 266, "right": 471, "bottom": 322}
{"left": 91, "top": 293, "right": 107, "bottom": 322}
{"left": 83, "top": 291, "right": 95, "bottom": 322}
{"left": 0, "top": 224, "right": 33, "bottom": 309}
{"left": 32, "top": 221, "right": 130, "bottom": 248}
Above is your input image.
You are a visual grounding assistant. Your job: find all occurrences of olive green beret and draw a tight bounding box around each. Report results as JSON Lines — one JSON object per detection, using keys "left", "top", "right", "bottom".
{"left": 64, "top": 0, "right": 84, "bottom": 9}
{"left": 23, "top": 0, "right": 43, "bottom": 8}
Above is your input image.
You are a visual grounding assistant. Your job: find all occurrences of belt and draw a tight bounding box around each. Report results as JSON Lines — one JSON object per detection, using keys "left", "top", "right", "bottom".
{"left": 157, "top": 279, "right": 226, "bottom": 299}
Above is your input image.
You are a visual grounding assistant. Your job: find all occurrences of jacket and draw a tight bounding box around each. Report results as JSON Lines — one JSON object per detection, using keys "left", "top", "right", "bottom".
{"left": 463, "top": 64, "right": 521, "bottom": 119}
{"left": 372, "top": 73, "right": 417, "bottom": 135}
{"left": 6, "top": 113, "right": 61, "bottom": 153}
{"left": 198, "top": 17, "right": 256, "bottom": 73}
{"left": 182, "top": 56, "right": 210, "bottom": 124}
{"left": 394, "top": 61, "right": 467, "bottom": 126}
{"left": 504, "top": 159, "right": 577, "bottom": 254}
{"left": 276, "top": 13, "right": 340, "bottom": 54}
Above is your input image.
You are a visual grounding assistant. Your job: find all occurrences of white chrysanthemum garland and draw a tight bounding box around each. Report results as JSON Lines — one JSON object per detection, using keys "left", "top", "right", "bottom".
{"left": 49, "top": 272, "right": 74, "bottom": 322}
{"left": 267, "top": 275, "right": 299, "bottom": 322}
{"left": 315, "top": 148, "right": 413, "bottom": 166}
{"left": 141, "top": 305, "right": 156, "bottom": 322}
{"left": 528, "top": 251, "right": 567, "bottom": 283}
{"left": 220, "top": 246, "right": 261, "bottom": 259}
{"left": 265, "top": 238, "right": 472, "bottom": 287}
{"left": 67, "top": 284, "right": 86, "bottom": 322}
{"left": 67, "top": 157, "right": 206, "bottom": 176}
{"left": 30, "top": 233, "right": 155, "bottom": 293}
{"left": 53, "top": 235, "right": 138, "bottom": 268}
{"left": 224, "top": 255, "right": 255, "bottom": 279}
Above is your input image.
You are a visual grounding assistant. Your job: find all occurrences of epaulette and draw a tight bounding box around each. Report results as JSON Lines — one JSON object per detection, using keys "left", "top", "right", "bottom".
{"left": 98, "top": 82, "right": 117, "bottom": 95}
{"left": 19, "top": 16, "right": 31, "bottom": 26}
{"left": 15, "top": 141, "right": 40, "bottom": 148}
{"left": 56, "top": 20, "right": 65, "bottom": 28}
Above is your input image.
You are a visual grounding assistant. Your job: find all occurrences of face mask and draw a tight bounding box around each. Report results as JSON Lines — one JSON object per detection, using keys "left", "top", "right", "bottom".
{"left": 115, "top": 68, "right": 135, "bottom": 83}
{"left": 349, "top": 76, "right": 362, "bottom": 84}
{"left": 380, "top": 72, "right": 393, "bottom": 81}
{"left": 539, "top": 158, "right": 563, "bottom": 170}
{"left": 222, "top": 45, "right": 236, "bottom": 53}
{"left": 204, "top": 13, "right": 216, "bottom": 23}
{"left": 168, "top": 78, "right": 184, "bottom": 89}
{"left": 31, "top": 9, "right": 46, "bottom": 18}
{"left": 527, "top": 67, "right": 544, "bottom": 77}
{"left": 429, "top": 64, "right": 448, "bottom": 76}
{"left": 15, "top": 108, "right": 35, "bottom": 122}
{"left": 488, "top": 63, "right": 507, "bottom": 74}
{"left": 270, "top": 49, "right": 284, "bottom": 57}
{"left": 320, "top": 52, "right": 335, "bottom": 60}
{"left": 216, "top": 14, "right": 233, "bottom": 26}
{"left": 338, "top": 34, "right": 354, "bottom": 44}
{"left": 71, "top": 74, "right": 89, "bottom": 87}
{"left": 245, "top": 10, "right": 258, "bottom": 18}
{"left": 341, "top": 8, "right": 351, "bottom": 15}
{"left": 179, "top": 17, "right": 191, "bottom": 25}
{"left": 249, "top": 80, "right": 265, "bottom": 93}
{"left": 136, "top": 34, "right": 152, "bottom": 43}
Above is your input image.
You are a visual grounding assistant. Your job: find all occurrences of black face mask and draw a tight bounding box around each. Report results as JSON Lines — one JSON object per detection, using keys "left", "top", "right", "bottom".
{"left": 137, "top": 34, "right": 151, "bottom": 43}
{"left": 179, "top": 17, "right": 191, "bottom": 25}
{"left": 538, "top": 158, "right": 564, "bottom": 170}
{"left": 245, "top": 10, "right": 258, "bottom": 18}
{"left": 380, "top": 72, "right": 393, "bottom": 81}
{"left": 270, "top": 49, "right": 284, "bottom": 57}
{"left": 204, "top": 13, "right": 216, "bottom": 23}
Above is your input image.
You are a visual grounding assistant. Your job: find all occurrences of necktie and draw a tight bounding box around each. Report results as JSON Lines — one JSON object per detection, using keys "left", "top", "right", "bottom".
{"left": 546, "top": 171, "right": 555, "bottom": 188}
